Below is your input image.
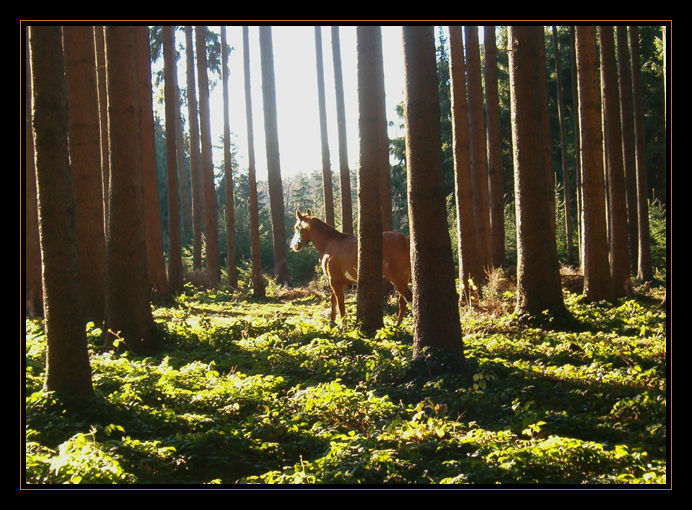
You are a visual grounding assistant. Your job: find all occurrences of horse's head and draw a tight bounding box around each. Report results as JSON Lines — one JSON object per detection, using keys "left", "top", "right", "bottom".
{"left": 290, "top": 209, "right": 314, "bottom": 251}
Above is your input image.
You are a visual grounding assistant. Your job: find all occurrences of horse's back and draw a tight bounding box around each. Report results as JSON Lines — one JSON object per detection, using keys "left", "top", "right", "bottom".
{"left": 382, "top": 231, "right": 411, "bottom": 283}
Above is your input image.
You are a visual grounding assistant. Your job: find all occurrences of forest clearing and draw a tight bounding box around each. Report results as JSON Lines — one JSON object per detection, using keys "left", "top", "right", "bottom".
{"left": 23, "top": 24, "right": 668, "bottom": 487}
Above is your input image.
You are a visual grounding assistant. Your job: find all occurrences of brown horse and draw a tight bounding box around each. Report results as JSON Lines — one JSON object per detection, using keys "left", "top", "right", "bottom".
{"left": 290, "top": 209, "right": 412, "bottom": 326}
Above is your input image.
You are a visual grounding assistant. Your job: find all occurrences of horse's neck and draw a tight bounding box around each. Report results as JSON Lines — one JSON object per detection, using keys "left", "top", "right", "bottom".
{"left": 309, "top": 220, "right": 351, "bottom": 254}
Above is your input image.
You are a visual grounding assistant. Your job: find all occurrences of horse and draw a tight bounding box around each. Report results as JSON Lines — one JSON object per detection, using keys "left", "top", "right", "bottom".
{"left": 290, "top": 209, "right": 412, "bottom": 327}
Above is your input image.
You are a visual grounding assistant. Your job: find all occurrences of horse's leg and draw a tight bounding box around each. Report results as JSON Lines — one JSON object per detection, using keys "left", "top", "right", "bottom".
{"left": 396, "top": 294, "right": 407, "bottom": 327}
{"left": 332, "top": 281, "right": 348, "bottom": 326}
{"left": 329, "top": 290, "right": 337, "bottom": 325}
{"left": 392, "top": 279, "right": 412, "bottom": 327}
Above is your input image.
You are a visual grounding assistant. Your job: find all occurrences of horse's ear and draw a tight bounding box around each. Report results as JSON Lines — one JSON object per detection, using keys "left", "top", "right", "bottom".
{"left": 306, "top": 209, "right": 312, "bottom": 217}
{"left": 296, "top": 209, "right": 303, "bottom": 219}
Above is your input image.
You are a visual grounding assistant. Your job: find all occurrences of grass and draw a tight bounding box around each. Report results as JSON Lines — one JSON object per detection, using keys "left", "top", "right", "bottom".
{"left": 24, "top": 273, "right": 667, "bottom": 486}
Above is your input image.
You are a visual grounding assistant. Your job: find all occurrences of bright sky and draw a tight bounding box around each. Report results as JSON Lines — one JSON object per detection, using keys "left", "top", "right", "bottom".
{"left": 166, "top": 25, "right": 409, "bottom": 181}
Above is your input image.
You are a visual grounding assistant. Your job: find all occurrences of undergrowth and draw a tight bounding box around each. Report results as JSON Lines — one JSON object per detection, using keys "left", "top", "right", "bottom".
{"left": 24, "top": 274, "right": 668, "bottom": 486}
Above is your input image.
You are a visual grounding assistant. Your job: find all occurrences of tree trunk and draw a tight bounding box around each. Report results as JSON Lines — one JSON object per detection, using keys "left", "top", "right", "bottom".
{"left": 176, "top": 83, "right": 193, "bottom": 244}
{"left": 403, "top": 25, "right": 463, "bottom": 357}
{"left": 599, "top": 26, "right": 632, "bottom": 298}
{"left": 163, "top": 26, "right": 184, "bottom": 293}
{"left": 575, "top": 26, "right": 613, "bottom": 301}
{"left": 314, "top": 26, "right": 335, "bottom": 227}
{"left": 259, "top": 26, "right": 288, "bottom": 285}
{"left": 448, "top": 26, "right": 478, "bottom": 304}
{"left": 331, "top": 26, "right": 353, "bottom": 235}
{"left": 464, "top": 26, "right": 492, "bottom": 280}
{"left": 93, "top": 26, "right": 110, "bottom": 228}
{"left": 484, "top": 25, "right": 505, "bottom": 269}
{"left": 355, "top": 26, "right": 385, "bottom": 335}
{"left": 196, "top": 26, "right": 221, "bottom": 288}
{"left": 185, "top": 26, "right": 204, "bottom": 272}
{"left": 243, "top": 26, "right": 266, "bottom": 297}
{"left": 63, "top": 25, "right": 107, "bottom": 323}
{"left": 104, "top": 25, "right": 158, "bottom": 352}
{"left": 508, "top": 26, "right": 568, "bottom": 318}
{"left": 221, "top": 26, "right": 237, "bottom": 288}
{"left": 137, "top": 26, "right": 170, "bottom": 298}
{"left": 552, "top": 26, "right": 575, "bottom": 266}
{"left": 629, "top": 26, "right": 653, "bottom": 282}
{"left": 569, "top": 27, "right": 584, "bottom": 269}
{"left": 616, "top": 26, "right": 639, "bottom": 273}
{"left": 25, "top": 28, "right": 43, "bottom": 318}
{"left": 30, "top": 25, "right": 93, "bottom": 397}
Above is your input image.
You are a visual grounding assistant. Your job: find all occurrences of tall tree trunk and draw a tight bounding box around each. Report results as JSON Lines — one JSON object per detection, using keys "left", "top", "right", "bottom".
{"left": 355, "top": 26, "right": 385, "bottom": 335}
{"left": 243, "top": 26, "right": 266, "bottom": 297}
{"left": 163, "top": 26, "right": 184, "bottom": 293}
{"left": 176, "top": 83, "right": 193, "bottom": 243}
{"left": 29, "top": 25, "right": 93, "bottom": 397}
{"left": 538, "top": 29, "right": 556, "bottom": 238}
{"left": 448, "top": 26, "right": 478, "bottom": 304}
{"left": 137, "top": 25, "right": 170, "bottom": 298}
{"left": 259, "top": 26, "right": 288, "bottom": 285}
{"left": 25, "top": 29, "right": 43, "bottom": 318}
{"left": 403, "top": 25, "right": 463, "bottom": 357}
{"left": 629, "top": 26, "right": 653, "bottom": 282}
{"left": 465, "top": 26, "right": 492, "bottom": 281}
{"left": 484, "top": 25, "right": 505, "bottom": 269}
{"left": 221, "top": 26, "right": 237, "bottom": 288}
{"left": 331, "top": 26, "right": 353, "bottom": 234}
{"left": 104, "top": 25, "right": 158, "bottom": 352}
{"left": 616, "top": 26, "right": 639, "bottom": 273}
{"left": 93, "top": 26, "right": 110, "bottom": 228}
{"left": 196, "top": 26, "right": 221, "bottom": 288}
{"left": 599, "top": 26, "right": 632, "bottom": 298}
{"left": 575, "top": 26, "right": 613, "bottom": 302}
{"left": 63, "top": 25, "right": 106, "bottom": 324}
{"left": 314, "top": 26, "right": 335, "bottom": 227}
{"left": 569, "top": 27, "right": 584, "bottom": 269}
{"left": 552, "top": 26, "right": 575, "bottom": 266}
{"left": 185, "top": 26, "right": 204, "bottom": 271}
{"left": 508, "top": 26, "right": 567, "bottom": 318}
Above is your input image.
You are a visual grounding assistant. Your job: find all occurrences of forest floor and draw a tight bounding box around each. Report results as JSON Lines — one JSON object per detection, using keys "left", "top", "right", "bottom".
{"left": 24, "top": 268, "right": 668, "bottom": 486}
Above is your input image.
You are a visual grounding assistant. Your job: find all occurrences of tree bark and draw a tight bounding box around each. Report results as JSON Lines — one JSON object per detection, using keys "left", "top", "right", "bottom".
{"left": 314, "top": 26, "right": 335, "bottom": 227}
{"left": 569, "top": 27, "right": 584, "bottom": 268}
{"left": 464, "top": 26, "right": 492, "bottom": 279}
{"left": 629, "top": 26, "right": 653, "bottom": 281}
{"left": 63, "top": 25, "right": 107, "bottom": 323}
{"left": 599, "top": 26, "right": 632, "bottom": 298}
{"left": 448, "top": 26, "right": 478, "bottom": 304}
{"left": 508, "top": 26, "right": 567, "bottom": 318}
{"left": 331, "top": 26, "right": 353, "bottom": 234}
{"left": 104, "top": 25, "right": 158, "bottom": 352}
{"left": 575, "top": 26, "right": 613, "bottom": 301}
{"left": 221, "top": 26, "right": 237, "bottom": 288}
{"left": 185, "top": 26, "right": 204, "bottom": 271}
{"left": 30, "top": 25, "right": 93, "bottom": 396}
{"left": 484, "top": 25, "right": 505, "bottom": 269}
{"left": 163, "top": 26, "right": 184, "bottom": 293}
{"left": 259, "top": 26, "right": 288, "bottom": 285}
{"left": 243, "top": 26, "right": 266, "bottom": 297}
{"left": 25, "top": 29, "right": 43, "bottom": 317}
{"left": 137, "top": 25, "right": 170, "bottom": 298}
{"left": 93, "top": 26, "right": 110, "bottom": 227}
{"left": 196, "top": 26, "right": 221, "bottom": 288}
{"left": 356, "top": 26, "right": 384, "bottom": 334}
{"left": 403, "top": 25, "right": 463, "bottom": 357}
{"left": 616, "top": 25, "right": 639, "bottom": 273}
{"left": 552, "top": 26, "right": 575, "bottom": 266}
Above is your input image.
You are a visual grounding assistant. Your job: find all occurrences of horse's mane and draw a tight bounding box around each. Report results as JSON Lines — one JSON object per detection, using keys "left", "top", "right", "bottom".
{"left": 306, "top": 215, "right": 354, "bottom": 240}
